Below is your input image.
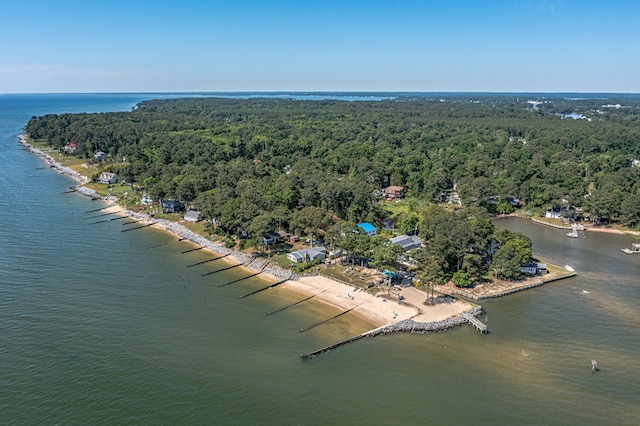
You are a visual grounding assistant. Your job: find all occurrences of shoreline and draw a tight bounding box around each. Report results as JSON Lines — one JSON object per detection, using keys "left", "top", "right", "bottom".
{"left": 20, "top": 134, "right": 478, "bottom": 335}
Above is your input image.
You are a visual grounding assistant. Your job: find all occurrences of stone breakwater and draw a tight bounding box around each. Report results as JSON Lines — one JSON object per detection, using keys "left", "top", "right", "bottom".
{"left": 367, "top": 305, "right": 483, "bottom": 336}
{"left": 302, "top": 305, "right": 483, "bottom": 359}
{"left": 19, "top": 135, "right": 89, "bottom": 184}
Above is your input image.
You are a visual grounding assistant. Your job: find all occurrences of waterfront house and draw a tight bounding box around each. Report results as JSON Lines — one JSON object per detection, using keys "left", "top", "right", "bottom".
{"left": 287, "top": 247, "right": 327, "bottom": 263}
{"left": 520, "top": 262, "right": 548, "bottom": 275}
{"left": 98, "top": 172, "right": 118, "bottom": 184}
{"left": 389, "top": 235, "right": 422, "bottom": 252}
{"left": 161, "top": 198, "right": 184, "bottom": 213}
{"left": 357, "top": 222, "right": 377, "bottom": 236}
{"left": 141, "top": 194, "right": 154, "bottom": 206}
{"left": 184, "top": 210, "right": 200, "bottom": 222}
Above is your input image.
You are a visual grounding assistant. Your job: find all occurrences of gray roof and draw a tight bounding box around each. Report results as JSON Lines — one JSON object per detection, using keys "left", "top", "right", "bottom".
{"left": 389, "top": 235, "right": 422, "bottom": 251}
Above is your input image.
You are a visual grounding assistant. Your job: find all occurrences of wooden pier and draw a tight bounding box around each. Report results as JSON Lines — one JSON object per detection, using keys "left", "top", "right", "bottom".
{"left": 186, "top": 254, "right": 230, "bottom": 268}
{"left": 121, "top": 222, "right": 155, "bottom": 232}
{"left": 266, "top": 290, "right": 326, "bottom": 315}
{"left": 461, "top": 313, "right": 488, "bottom": 334}
{"left": 201, "top": 263, "right": 242, "bottom": 277}
{"left": 238, "top": 278, "right": 289, "bottom": 299}
{"left": 86, "top": 211, "right": 120, "bottom": 219}
{"left": 218, "top": 270, "right": 262, "bottom": 287}
{"left": 181, "top": 246, "right": 204, "bottom": 254}
{"left": 299, "top": 304, "right": 361, "bottom": 333}
{"left": 89, "top": 216, "right": 126, "bottom": 225}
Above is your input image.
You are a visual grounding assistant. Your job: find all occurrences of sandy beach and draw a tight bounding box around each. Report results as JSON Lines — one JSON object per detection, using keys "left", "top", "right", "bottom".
{"left": 281, "top": 276, "right": 474, "bottom": 327}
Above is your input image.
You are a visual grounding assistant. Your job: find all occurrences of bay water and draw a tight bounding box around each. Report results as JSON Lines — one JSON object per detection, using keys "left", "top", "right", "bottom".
{"left": 1, "top": 94, "right": 639, "bottom": 425}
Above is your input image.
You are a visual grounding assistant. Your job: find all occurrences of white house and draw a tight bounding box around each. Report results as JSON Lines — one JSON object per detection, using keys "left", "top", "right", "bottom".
{"left": 141, "top": 194, "right": 154, "bottom": 206}
{"left": 520, "top": 262, "right": 548, "bottom": 275}
{"left": 287, "top": 247, "right": 327, "bottom": 263}
{"left": 98, "top": 172, "right": 118, "bottom": 184}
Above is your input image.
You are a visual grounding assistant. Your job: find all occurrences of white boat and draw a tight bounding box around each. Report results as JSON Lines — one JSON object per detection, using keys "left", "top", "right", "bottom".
{"left": 566, "top": 223, "right": 579, "bottom": 238}
{"left": 564, "top": 265, "right": 575, "bottom": 272}
{"left": 621, "top": 243, "right": 640, "bottom": 254}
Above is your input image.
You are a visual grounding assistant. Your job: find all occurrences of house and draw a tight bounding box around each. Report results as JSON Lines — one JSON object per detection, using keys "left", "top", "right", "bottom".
{"left": 262, "top": 234, "right": 277, "bottom": 245}
{"left": 275, "top": 231, "right": 290, "bottom": 242}
{"left": 98, "top": 172, "right": 118, "bottom": 184}
{"left": 357, "top": 222, "right": 377, "bottom": 236}
{"left": 184, "top": 210, "right": 200, "bottom": 222}
{"left": 287, "top": 246, "right": 327, "bottom": 263}
{"left": 520, "top": 262, "right": 548, "bottom": 275}
{"left": 64, "top": 142, "right": 76, "bottom": 153}
{"left": 384, "top": 185, "right": 405, "bottom": 200}
{"left": 141, "top": 194, "right": 154, "bottom": 206}
{"left": 545, "top": 209, "right": 562, "bottom": 219}
{"left": 161, "top": 198, "right": 184, "bottom": 213}
{"left": 94, "top": 151, "right": 107, "bottom": 162}
{"left": 389, "top": 235, "right": 422, "bottom": 251}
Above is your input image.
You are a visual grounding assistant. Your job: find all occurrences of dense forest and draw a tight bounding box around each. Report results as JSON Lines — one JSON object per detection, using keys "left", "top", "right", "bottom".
{"left": 25, "top": 95, "right": 640, "bottom": 282}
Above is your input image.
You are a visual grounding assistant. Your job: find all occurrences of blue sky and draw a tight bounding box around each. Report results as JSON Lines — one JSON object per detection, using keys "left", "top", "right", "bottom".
{"left": 1, "top": 0, "right": 639, "bottom": 93}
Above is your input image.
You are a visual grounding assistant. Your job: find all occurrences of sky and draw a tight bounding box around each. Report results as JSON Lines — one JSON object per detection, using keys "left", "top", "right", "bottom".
{"left": 1, "top": 0, "right": 639, "bottom": 93}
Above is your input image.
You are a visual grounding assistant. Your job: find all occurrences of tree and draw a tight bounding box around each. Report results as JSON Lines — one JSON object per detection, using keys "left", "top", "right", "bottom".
{"left": 452, "top": 271, "right": 472, "bottom": 287}
{"left": 369, "top": 237, "right": 402, "bottom": 271}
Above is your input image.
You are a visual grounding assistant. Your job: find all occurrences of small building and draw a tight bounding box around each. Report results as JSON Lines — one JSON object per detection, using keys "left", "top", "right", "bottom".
{"left": 141, "top": 194, "right": 154, "bottom": 206}
{"left": 161, "top": 198, "right": 184, "bottom": 213}
{"left": 98, "top": 172, "right": 118, "bottom": 184}
{"left": 64, "top": 142, "right": 76, "bottom": 153}
{"left": 262, "top": 234, "right": 277, "bottom": 245}
{"left": 184, "top": 210, "right": 200, "bottom": 222}
{"left": 384, "top": 185, "right": 405, "bottom": 200}
{"left": 357, "top": 222, "right": 377, "bottom": 236}
{"left": 520, "top": 262, "right": 548, "bottom": 275}
{"left": 287, "top": 247, "right": 327, "bottom": 263}
{"left": 389, "top": 235, "right": 422, "bottom": 251}
{"left": 94, "top": 151, "right": 107, "bottom": 162}
{"left": 275, "top": 231, "right": 290, "bottom": 242}
{"left": 545, "top": 209, "right": 562, "bottom": 219}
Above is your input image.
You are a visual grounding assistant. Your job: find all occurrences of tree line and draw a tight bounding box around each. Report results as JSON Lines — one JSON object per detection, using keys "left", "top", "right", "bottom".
{"left": 25, "top": 95, "right": 640, "bottom": 282}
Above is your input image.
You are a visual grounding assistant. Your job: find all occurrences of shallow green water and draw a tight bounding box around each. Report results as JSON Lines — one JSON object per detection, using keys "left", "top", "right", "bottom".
{"left": 1, "top": 95, "right": 639, "bottom": 425}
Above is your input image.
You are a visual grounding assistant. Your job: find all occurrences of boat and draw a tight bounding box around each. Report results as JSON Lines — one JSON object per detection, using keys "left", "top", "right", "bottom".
{"left": 564, "top": 265, "right": 575, "bottom": 272}
{"left": 621, "top": 243, "right": 640, "bottom": 254}
{"left": 566, "top": 223, "right": 579, "bottom": 238}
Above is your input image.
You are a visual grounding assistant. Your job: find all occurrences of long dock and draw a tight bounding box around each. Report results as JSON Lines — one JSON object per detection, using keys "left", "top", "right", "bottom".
{"left": 218, "top": 270, "right": 262, "bottom": 287}
{"left": 462, "top": 313, "right": 488, "bottom": 334}
{"left": 299, "top": 304, "right": 362, "bottom": 333}
{"left": 201, "top": 263, "right": 242, "bottom": 277}
{"left": 238, "top": 278, "right": 289, "bottom": 299}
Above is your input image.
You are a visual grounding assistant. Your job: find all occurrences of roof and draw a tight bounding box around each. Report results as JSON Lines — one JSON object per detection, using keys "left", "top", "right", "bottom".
{"left": 389, "top": 235, "right": 421, "bottom": 250}
{"left": 288, "top": 246, "right": 327, "bottom": 260}
{"left": 357, "top": 222, "right": 376, "bottom": 233}
{"left": 184, "top": 210, "right": 200, "bottom": 221}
